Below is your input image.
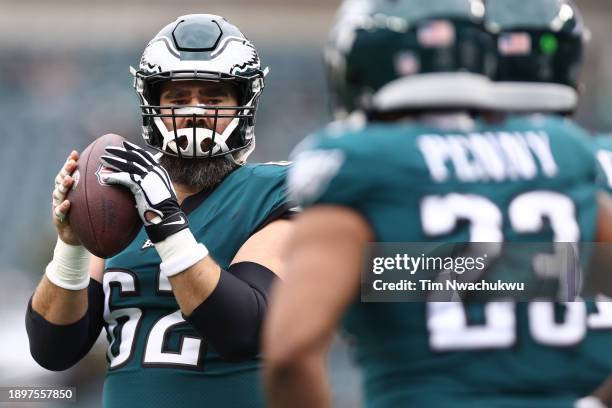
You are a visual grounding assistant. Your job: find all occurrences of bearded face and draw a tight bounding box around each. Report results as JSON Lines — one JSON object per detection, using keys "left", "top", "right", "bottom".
{"left": 159, "top": 155, "right": 239, "bottom": 193}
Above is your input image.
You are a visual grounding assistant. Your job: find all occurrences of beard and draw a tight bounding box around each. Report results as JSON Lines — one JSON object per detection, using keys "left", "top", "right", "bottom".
{"left": 159, "top": 154, "right": 239, "bottom": 193}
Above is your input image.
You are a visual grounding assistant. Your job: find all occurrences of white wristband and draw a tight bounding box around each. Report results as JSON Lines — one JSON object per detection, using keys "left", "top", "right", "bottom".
{"left": 45, "top": 237, "right": 91, "bottom": 290}
{"left": 155, "top": 228, "right": 209, "bottom": 278}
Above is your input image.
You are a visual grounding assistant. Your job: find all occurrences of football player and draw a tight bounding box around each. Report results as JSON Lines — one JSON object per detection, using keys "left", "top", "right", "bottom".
{"left": 484, "top": 2, "right": 612, "bottom": 407}
{"left": 26, "top": 14, "right": 294, "bottom": 408}
{"left": 264, "top": 1, "right": 612, "bottom": 407}
{"left": 482, "top": 0, "right": 612, "bottom": 201}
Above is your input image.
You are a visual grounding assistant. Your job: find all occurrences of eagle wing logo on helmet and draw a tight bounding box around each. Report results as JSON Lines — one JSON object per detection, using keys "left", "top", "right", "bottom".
{"left": 230, "top": 43, "right": 260, "bottom": 75}
{"left": 139, "top": 35, "right": 260, "bottom": 77}
{"left": 139, "top": 58, "right": 162, "bottom": 75}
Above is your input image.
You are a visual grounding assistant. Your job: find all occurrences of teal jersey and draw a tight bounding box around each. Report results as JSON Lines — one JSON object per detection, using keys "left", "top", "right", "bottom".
{"left": 102, "top": 163, "right": 290, "bottom": 408}
{"left": 590, "top": 133, "right": 612, "bottom": 193}
{"left": 289, "top": 116, "right": 610, "bottom": 408}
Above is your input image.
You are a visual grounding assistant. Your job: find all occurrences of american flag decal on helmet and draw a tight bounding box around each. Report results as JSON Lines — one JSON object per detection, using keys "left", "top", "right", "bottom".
{"left": 417, "top": 20, "right": 455, "bottom": 48}
{"left": 498, "top": 32, "right": 532, "bottom": 56}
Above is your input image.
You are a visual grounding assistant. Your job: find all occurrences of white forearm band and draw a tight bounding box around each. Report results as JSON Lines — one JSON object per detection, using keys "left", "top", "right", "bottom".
{"left": 156, "top": 228, "right": 209, "bottom": 278}
{"left": 45, "top": 237, "right": 91, "bottom": 290}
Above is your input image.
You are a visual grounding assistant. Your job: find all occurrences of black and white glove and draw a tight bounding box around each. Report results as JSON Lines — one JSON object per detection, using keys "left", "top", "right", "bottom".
{"left": 101, "top": 141, "right": 209, "bottom": 277}
{"left": 101, "top": 141, "right": 188, "bottom": 243}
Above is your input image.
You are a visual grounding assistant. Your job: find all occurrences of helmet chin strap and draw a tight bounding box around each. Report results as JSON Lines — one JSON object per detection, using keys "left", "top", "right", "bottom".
{"left": 153, "top": 109, "right": 239, "bottom": 157}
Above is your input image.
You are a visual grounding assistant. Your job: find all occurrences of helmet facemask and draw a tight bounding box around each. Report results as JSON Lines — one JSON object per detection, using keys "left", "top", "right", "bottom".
{"left": 134, "top": 70, "right": 264, "bottom": 163}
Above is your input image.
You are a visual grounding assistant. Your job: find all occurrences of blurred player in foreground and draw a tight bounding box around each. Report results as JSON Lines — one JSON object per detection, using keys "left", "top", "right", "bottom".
{"left": 26, "top": 14, "right": 294, "bottom": 408}
{"left": 264, "top": 0, "right": 612, "bottom": 407}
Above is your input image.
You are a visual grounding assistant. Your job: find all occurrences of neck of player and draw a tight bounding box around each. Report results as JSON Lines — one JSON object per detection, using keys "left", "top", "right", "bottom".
{"left": 173, "top": 182, "right": 200, "bottom": 206}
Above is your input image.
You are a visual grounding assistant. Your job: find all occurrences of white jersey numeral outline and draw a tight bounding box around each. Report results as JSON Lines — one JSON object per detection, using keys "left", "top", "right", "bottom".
{"left": 421, "top": 191, "right": 609, "bottom": 351}
{"left": 104, "top": 269, "right": 204, "bottom": 369}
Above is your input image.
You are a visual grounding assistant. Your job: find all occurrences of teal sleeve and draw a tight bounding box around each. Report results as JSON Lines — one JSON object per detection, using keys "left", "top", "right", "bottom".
{"left": 591, "top": 136, "right": 612, "bottom": 193}
{"left": 288, "top": 132, "right": 376, "bottom": 208}
{"left": 248, "top": 163, "right": 294, "bottom": 227}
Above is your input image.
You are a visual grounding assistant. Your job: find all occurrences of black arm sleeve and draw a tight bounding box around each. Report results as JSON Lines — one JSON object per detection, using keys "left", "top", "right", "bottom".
{"left": 183, "top": 261, "right": 276, "bottom": 362}
{"left": 25, "top": 279, "right": 104, "bottom": 371}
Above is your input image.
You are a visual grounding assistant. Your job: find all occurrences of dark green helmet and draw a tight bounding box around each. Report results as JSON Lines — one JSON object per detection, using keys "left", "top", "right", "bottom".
{"left": 325, "top": 0, "right": 496, "bottom": 119}
{"left": 486, "top": 0, "right": 588, "bottom": 113}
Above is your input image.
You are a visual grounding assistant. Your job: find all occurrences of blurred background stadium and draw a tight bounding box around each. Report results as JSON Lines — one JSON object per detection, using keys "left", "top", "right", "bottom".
{"left": 0, "top": 0, "right": 611, "bottom": 406}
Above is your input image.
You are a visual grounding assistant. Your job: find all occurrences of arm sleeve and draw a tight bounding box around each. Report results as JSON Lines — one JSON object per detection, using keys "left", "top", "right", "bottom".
{"left": 25, "top": 279, "right": 104, "bottom": 371}
{"left": 183, "top": 261, "right": 276, "bottom": 362}
{"left": 592, "top": 139, "right": 612, "bottom": 194}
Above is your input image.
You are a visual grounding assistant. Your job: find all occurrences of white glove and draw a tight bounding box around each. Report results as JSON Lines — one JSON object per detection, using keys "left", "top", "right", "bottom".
{"left": 101, "top": 141, "right": 207, "bottom": 277}
{"left": 100, "top": 141, "right": 188, "bottom": 243}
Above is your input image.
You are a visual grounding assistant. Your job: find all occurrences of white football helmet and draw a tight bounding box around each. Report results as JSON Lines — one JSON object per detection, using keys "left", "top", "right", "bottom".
{"left": 132, "top": 14, "right": 268, "bottom": 163}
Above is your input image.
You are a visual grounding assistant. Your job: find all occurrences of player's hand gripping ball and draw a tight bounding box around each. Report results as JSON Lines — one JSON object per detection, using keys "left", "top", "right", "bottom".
{"left": 100, "top": 141, "right": 189, "bottom": 244}
{"left": 66, "top": 134, "right": 142, "bottom": 258}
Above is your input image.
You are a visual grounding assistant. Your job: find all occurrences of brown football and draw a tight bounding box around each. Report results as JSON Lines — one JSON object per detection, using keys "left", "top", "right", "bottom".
{"left": 66, "top": 134, "right": 142, "bottom": 258}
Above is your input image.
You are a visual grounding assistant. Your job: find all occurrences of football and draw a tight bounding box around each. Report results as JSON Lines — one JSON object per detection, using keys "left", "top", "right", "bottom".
{"left": 66, "top": 134, "right": 142, "bottom": 258}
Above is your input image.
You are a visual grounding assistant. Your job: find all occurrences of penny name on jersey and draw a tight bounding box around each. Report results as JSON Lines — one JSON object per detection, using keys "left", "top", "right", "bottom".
{"left": 418, "top": 131, "right": 558, "bottom": 183}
